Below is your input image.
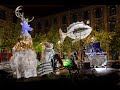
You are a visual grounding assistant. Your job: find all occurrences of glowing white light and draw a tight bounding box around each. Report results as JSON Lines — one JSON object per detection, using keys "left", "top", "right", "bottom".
{"left": 91, "top": 37, "right": 94, "bottom": 42}
{"left": 94, "top": 68, "right": 115, "bottom": 74}
{"left": 58, "top": 40, "right": 61, "bottom": 44}
{"left": 95, "top": 68, "right": 106, "bottom": 73}
{"left": 86, "top": 20, "right": 90, "bottom": 24}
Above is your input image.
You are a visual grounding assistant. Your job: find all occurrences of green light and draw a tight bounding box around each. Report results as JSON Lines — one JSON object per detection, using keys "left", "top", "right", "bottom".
{"left": 63, "top": 59, "right": 73, "bottom": 67}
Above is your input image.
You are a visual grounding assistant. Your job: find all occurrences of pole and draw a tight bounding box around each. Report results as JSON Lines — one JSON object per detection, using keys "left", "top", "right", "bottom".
{"left": 80, "top": 39, "right": 83, "bottom": 61}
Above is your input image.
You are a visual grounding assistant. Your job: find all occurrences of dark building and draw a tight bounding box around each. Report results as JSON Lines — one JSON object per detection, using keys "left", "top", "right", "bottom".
{"left": 0, "top": 5, "right": 18, "bottom": 45}
{"left": 33, "top": 5, "right": 120, "bottom": 60}
{"left": 34, "top": 5, "right": 119, "bottom": 33}
{"left": 0, "top": 5, "right": 120, "bottom": 60}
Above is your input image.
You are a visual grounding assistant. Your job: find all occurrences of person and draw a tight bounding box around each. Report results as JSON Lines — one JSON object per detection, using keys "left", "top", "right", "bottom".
{"left": 63, "top": 51, "right": 67, "bottom": 59}
{"left": 52, "top": 52, "right": 64, "bottom": 71}
{"left": 73, "top": 50, "right": 78, "bottom": 60}
{"left": 38, "top": 42, "right": 54, "bottom": 76}
{"left": 70, "top": 50, "right": 79, "bottom": 69}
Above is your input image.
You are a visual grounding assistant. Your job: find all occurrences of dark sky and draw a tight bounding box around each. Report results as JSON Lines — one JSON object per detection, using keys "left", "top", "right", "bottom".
{"left": 5, "top": 5, "right": 87, "bottom": 17}
{"left": 1, "top": 0, "right": 117, "bottom": 17}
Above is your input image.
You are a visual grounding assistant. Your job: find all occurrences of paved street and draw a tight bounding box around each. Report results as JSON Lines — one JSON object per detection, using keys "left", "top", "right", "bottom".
{"left": 0, "top": 62, "right": 120, "bottom": 89}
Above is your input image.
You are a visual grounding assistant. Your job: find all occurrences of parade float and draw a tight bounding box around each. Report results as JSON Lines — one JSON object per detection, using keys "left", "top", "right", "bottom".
{"left": 85, "top": 42, "right": 107, "bottom": 67}
{"left": 59, "top": 21, "right": 92, "bottom": 70}
{"left": 59, "top": 20, "right": 108, "bottom": 69}
{"left": 9, "top": 6, "right": 38, "bottom": 79}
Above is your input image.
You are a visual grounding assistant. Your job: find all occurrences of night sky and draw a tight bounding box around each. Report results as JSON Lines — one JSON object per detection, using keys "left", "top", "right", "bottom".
{"left": 5, "top": 5, "right": 86, "bottom": 17}
{"left": 1, "top": 0, "right": 117, "bottom": 17}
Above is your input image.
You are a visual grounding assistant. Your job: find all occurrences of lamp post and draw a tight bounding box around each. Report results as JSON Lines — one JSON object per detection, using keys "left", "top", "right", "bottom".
{"left": 91, "top": 37, "right": 94, "bottom": 43}
{"left": 86, "top": 20, "right": 90, "bottom": 25}
{"left": 80, "top": 20, "right": 90, "bottom": 61}
{"left": 80, "top": 39, "right": 84, "bottom": 61}
{"left": 58, "top": 40, "right": 62, "bottom": 58}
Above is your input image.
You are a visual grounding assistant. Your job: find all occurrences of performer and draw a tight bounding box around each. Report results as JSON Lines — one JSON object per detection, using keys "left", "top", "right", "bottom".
{"left": 10, "top": 6, "right": 38, "bottom": 79}
{"left": 38, "top": 42, "right": 54, "bottom": 76}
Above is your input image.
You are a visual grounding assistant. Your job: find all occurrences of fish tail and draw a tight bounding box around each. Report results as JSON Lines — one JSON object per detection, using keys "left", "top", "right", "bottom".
{"left": 59, "top": 28, "right": 67, "bottom": 43}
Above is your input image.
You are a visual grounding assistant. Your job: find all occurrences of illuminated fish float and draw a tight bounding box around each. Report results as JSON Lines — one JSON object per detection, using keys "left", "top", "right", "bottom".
{"left": 59, "top": 21, "right": 92, "bottom": 43}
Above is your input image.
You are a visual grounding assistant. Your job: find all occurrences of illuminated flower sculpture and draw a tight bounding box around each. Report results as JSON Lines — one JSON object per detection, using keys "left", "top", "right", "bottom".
{"left": 10, "top": 6, "right": 38, "bottom": 79}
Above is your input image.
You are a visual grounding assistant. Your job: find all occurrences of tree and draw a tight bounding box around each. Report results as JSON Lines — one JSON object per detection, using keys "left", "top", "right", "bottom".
{"left": 110, "top": 24, "right": 120, "bottom": 51}
{"left": 0, "top": 23, "right": 21, "bottom": 51}
{"left": 32, "top": 33, "right": 47, "bottom": 53}
{"left": 108, "top": 24, "right": 120, "bottom": 59}
{"left": 46, "top": 26, "right": 60, "bottom": 50}
{"left": 62, "top": 37, "right": 72, "bottom": 51}
{"left": 94, "top": 30, "right": 115, "bottom": 51}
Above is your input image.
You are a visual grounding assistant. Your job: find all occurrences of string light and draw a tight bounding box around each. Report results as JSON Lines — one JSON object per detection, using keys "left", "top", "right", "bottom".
{"left": 13, "top": 36, "right": 33, "bottom": 51}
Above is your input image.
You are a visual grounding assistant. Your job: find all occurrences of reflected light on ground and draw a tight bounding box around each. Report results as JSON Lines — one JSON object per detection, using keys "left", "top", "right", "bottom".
{"left": 94, "top": 67, "right": 118, "bottom": 73}
{"left": 95, "top": 68, "right": 108, "bottom": 73}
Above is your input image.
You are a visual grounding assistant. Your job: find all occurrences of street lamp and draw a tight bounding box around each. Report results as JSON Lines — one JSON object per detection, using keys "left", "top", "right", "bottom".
{"left": 80, "top": 20, "right": 91, "bottom": 61}
{"left": 58, "top": 40, "right": 61, "bottom": 45}
{"left": 86, "top": 20, "right": 90, "bottom": 25}
{"left": 91, "top": 37, "right": 94, "bottom": 42}
{"left": 58, "top": 40, "right": 62, "bottom": 58}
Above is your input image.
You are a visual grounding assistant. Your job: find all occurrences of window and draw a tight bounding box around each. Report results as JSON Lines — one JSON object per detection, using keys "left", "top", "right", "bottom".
{"left": 111, "top": 50, "right": 118, "bottom": 60}
{"left": 96, "top": 26, "right": 100, "bottom": 32}
{"left": 109, "top": 5, "right": 116, "bottom": 16}
{"left": 72, "top": 14, "right": 77, "bottom": 22}
{"left": 13, "top": 15, "right": 18, "bottom": 23}
{"left": 53, "top": 17, "right": 57, "bottom": 24}
{"left": 95, "top": 8, "right": 102, "bottom": 18}
{"left": 0, "top": 10, "right": 6, "bottom": 20}
{"left": 45, "top": 20, "right": 48, "bottom": 27}
{"left": 62, "top": 27, "right": 66, "bottom": 32}
{"left": 96, "top": 20, "right": 102, "bottom": 32}
{"left": 37, "top": 21, "right": 41, "bottom": 29}
{"left": 83, "top": 11, "right": 89, "bottom": 20}
{"left": 62, "top": 15, "right": 67, "bottom": 24}
{"left": 109, "top": 18, "right": 116, "bottom": 32}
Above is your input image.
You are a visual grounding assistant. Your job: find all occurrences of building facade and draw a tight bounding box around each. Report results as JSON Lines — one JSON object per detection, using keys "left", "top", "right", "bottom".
{"left": 0, "top": 5, "right": 120, "bottom": 60}
{"left": 34, "top": 5, "right": 120, "bottom": 60}
{"left": 34, "top": 5, "right": 120, "bottom": 33}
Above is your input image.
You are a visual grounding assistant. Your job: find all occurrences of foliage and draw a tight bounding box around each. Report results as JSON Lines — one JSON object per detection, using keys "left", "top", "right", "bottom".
{"left": 32, "top": 33, "right": 47, "bottom": 53}
{"left": 0, "top": 23, "right": 21, "bottom": 51}
{"left": 72, "top": 41, "right": 80, "bottom": 50}
{"left": 33, "top": 26, "right": 60, "bottom": 53}
{"left": 46, "top": 26, "right": 60, "bottom": 50}
{"left": 110, "top": 24, "right": 120, "bottom": 51}
{"left": 93, "top": 30, "right": 115, "bottom": 51}
{"left": 69, "top": 32, "right": 94, "bottom": 51}
{"left": 62, "top": 37, "right": 72, "bottom": 51}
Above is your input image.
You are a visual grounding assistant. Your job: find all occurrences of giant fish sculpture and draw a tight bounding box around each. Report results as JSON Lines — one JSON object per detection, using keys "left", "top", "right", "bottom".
{"left": 59, "top": 21, "right": 92, "bottom": 43}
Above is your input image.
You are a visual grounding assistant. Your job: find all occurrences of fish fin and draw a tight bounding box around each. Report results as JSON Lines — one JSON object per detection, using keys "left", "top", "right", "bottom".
{"left": 72, "top": 38, "right": 80, "bottom": 43}
{"left": 59, "top": 28, "right": 67, "bottom": 43}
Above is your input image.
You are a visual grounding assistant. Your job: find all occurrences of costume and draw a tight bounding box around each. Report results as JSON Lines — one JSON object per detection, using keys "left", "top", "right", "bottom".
{"left": 10, "top": 6, "right": 38, "bottom": 79}
{"left": 38, "top": 42, "right": 54, "bottom": 76}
